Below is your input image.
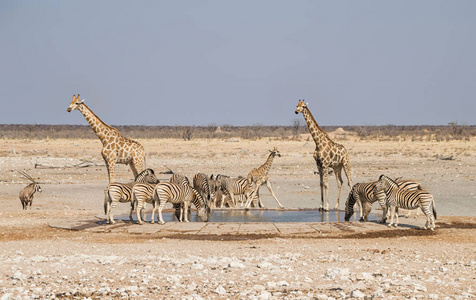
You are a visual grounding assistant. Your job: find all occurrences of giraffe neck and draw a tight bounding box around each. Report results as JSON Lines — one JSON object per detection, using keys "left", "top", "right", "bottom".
{"left": 302, "top": 107, "right": 332, "bottom": 150}
{"left": 259, "top": 153, "right": 275, "bottom": 175}
{"left": 78, "top": 103, "right": 118, "bottom": 144}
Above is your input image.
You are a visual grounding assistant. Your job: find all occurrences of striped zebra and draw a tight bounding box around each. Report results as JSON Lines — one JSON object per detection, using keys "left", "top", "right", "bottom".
{"left": 216, "top": 175, "right": 253, "bottom": 208}
{"left": 133, "top": 181, "right": 161, "bottom": 224}
{"left": 376, "top": 174, "right": 437, "bottom": 230}
{"left": 344, "top": 178, "right": 422, "bottom": 222}
{"left": 193, "top": 173, "right": 215, "bottom": 210}
{"left": 170, "top": 173, "right": 190, "bottom": 186}
{"left": 152, "top": 182, "right": 208, "bottom": 224}
{"left": 104, "top": 168, "right": 159, "bottom": 224}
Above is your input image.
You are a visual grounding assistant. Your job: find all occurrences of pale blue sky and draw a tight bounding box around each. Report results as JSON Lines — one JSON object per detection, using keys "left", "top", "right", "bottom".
{"left": 1, "top": 1, "right": 475, "bottom": 126}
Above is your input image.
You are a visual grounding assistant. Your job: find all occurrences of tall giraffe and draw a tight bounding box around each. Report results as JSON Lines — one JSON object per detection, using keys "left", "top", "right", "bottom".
{"left": 244, "top": 147, "right": 284, "bottom": 209}
{"left": 66, "top": 94, "right": 146, "bottom": 183}
{"left": 295, "top": 100, "right": 352, "bottom": 211}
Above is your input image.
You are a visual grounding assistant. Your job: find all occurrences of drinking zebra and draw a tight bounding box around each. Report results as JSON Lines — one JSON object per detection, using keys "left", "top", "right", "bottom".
{"left": 104, "top": 168, "right": 159, "bottom": 224}
{"left": 152, "top": 182, "right": 208, "bottom": 224}
{"left": 345, "top": 177, "right": 422, "bottom": 222}
{"left": 193, "top": 173, "right": 216, "bottom": 209}
{"left": 376, "top": 174, "right": 437, "bottom": 230}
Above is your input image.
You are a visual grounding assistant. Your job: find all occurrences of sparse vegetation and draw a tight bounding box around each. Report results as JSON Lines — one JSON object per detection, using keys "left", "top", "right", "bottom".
{"left": 0, "top": 124, "right": 474, "bottom": 141}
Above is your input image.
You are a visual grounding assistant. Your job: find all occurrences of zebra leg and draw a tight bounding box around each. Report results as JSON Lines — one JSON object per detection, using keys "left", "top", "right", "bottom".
{"left": 135, "top": 198, "right": 144, "bottom": 225}
{"left": 150, "top": 199, "right": 157, "bottom": 224}
{"left": 334, "top": 166, "right": 344, "bottom": 210}
{"left": 388, "top": 205, "right": 396, "bottom": 227}
{"left": 158, "top": 201, "right": 166, "bottom": 225}
{"left": 266, "top": 181, "right": 284, "bottom": 208}
{"left": 183, "top": 202, "right": 190, "bottom": 222}
{"left": 108, "top": 201, "right": 116, "bottom": 225}
{"left": 245, "top": 189, "right": 257, "bottom": 209}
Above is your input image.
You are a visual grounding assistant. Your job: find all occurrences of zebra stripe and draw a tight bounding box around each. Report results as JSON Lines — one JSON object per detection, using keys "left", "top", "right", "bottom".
{"left": 170, "top": 174, "right": 190, "bottom": 186}
{"left": 217, "top": 176, "right": 253, "bottom": 208}
{"left": 104, "top": 168, "right": 158, "bottom": 224}
{"left": 345, "top": 178, "right": 422, "bottom": 222}
{"left": 133, "top": 182, "right": 159, "bottom": 224}
{"left": 193, "top": 173, "right": 215, "bottom": 209}
{"left": 376, "top": 174, "right": 437, "bottom": 230}
{"left": 152, "top": 182, "right": 208, "bottom": 224}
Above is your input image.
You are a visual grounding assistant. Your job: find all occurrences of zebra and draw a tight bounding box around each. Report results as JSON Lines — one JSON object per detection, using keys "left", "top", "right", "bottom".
{"left": 104, "top": 168, "right": 158, "bottom": 224}
{"left": 193, "top": 173, "right": 215, "bottom": 210}
{"left": 376, "top": 174, "right": 437, "bottom": 230}
{"left": 133, "top": 181, "right": 161, "bottom": 224}
{"left": 216, "top": 175, "right": 254, "bottom": 208}
{"left": 152, "top": 181, "right": 208, "bottom": 224}
{"left": 344, "top": 178, "right": 422, "bottom": 222}
{"left": 18, "top": 171, "right": 42, "bottom": 210}
{"left": 170, "top": 173, "right": 190, "bottom": 186}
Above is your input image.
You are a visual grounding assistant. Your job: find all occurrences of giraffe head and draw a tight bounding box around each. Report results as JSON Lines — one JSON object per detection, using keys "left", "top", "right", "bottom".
{"left": 269, "top": 147, "right": 281, "bottom": 157}
{"left": 294, "top": 99, "right": 308, "bottom": 114}
{"left": 67, "top": 94, "right": 84, "bottom": 112}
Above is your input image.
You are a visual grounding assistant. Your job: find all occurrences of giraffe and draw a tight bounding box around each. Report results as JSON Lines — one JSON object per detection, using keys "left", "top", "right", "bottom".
{"left": 244, "top": 147, "right": 284, "bottom": 209}
{"left": 295, "top": 100, "right": 353, "bottom": 211}
{"left": 66, "top": 94, "right": 146, "bottom": 183}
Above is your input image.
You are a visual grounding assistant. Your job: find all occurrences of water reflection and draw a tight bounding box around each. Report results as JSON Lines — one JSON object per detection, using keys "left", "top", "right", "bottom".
{"left": 124, "top": 209, "right": 376, "bottom": 223}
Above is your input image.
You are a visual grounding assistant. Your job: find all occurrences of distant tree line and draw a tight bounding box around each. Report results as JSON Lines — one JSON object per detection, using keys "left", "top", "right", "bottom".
{"left": 0, "top": 123, "right": 474, "bottom": 141}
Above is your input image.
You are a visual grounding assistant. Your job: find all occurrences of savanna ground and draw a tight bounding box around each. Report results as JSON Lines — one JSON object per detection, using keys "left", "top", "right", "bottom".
{"left": 0, "top": 126, "right": 475, "bottom": 299}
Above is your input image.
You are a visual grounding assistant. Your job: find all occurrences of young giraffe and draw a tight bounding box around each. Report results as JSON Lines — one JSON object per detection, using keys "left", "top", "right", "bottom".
{"left": 67, "top": 94, "right": 146, "bottom": 183}
{"left": 295, "top": 100, "right": 353, "bottom": 211}
{"left": 244, "top": 147, "right": 285, "bottom": 209}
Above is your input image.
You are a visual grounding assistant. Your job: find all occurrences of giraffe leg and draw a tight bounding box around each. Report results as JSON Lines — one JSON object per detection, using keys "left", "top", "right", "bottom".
{"left": 103, "top": 154, "right": 116, "bottom": 183}
{"left": 265, "top": 181, "right": 284, "bottom": 208}
{"left": 129, "top": 161, "right": 139, "bottom": 179}
{"left": 334, "top": 166, "right": 344, "bottom": 210}
{"left": 323, "top": 169, "right": 330, "bottom": 211}
{"left": 318, "top": 168, "right": 325, "bottom": 211}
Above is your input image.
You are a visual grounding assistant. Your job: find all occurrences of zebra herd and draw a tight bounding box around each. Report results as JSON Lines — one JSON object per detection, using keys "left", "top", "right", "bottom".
{"left": 103, "top": 168, "right": 264, "bottom": 225}
{"left": 345, "top": 175, "right": 437, "bottom": 230}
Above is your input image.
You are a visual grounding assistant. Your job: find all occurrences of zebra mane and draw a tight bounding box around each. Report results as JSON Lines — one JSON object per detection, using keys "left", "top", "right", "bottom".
{"left": 191, "top": 188, "right": 205, "bottom": 208}
{"left": 134, "top": 168, "right": 153, "bottom": 180}
{"left": 379, "top": 174, "right": 398, "bottom": 186}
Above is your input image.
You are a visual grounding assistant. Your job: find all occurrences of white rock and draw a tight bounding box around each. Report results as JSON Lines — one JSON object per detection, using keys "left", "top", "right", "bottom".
{"left": 215, "top": 285, "right": 227, "bottom": 295}
{"left": 257, "top": 261, "right": 274, "bottom": 269}
{"left": 259, "top": 290, "right": 272, "bottom": 299}
{"left": 315, "top": 294, "right": 328, "bottom": 300}
{"left": 191, "top": 263, "right": 204, "bottom": 270}
{"left": 277, "top": 280, "right": 289, "bottom": 287}
{"left": 324, "top": 268, "right": 350, "bottom": 280}
{"left": 350, "top": 290, "right": 366, "bottom": 298}
{"left": 266, "top": 281, "right": 277, "bottom": 289}
{"left": 229, "top": 260, "right": 245, "bottom": 268}
{"left": 1, "top": 293, "right": 13, "bottom": 300}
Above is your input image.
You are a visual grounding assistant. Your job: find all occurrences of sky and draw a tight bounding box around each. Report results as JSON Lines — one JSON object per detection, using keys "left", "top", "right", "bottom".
{"left": 1, "top": 1, "right": 475, "bottom": 126}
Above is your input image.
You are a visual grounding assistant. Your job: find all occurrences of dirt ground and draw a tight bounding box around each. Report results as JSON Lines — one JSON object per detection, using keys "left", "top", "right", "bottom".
{"left": 0, "top": 134, "right": 475, "bottom": 299}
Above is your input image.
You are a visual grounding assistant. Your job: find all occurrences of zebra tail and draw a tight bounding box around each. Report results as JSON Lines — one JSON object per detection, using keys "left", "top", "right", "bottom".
{"left": 104, "top": 190, "right": 109, "bottom": 215}
{"left": 432, "top": 200, "right": 437, "bottom": 220}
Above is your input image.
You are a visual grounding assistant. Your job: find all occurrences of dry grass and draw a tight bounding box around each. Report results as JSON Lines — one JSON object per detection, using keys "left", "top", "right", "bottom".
{"left": 0, "top": 124, "right": 475, "bottom": 142}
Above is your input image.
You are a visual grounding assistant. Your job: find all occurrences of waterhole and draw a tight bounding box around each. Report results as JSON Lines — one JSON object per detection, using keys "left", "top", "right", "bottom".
{"left": 121, "top": 209, "right": 376, "bottom": 223}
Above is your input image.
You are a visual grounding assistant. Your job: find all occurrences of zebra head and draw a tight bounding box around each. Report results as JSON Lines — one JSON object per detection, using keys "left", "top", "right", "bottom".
{"left": 294, "top": 99, "right": 308, "bottom": 115}
{"left": 377, "top": 174, "right": 399, "bottom": 193}
{"left": 136, "top": 168, "right": 159, "bottom": 184}
{"left": 269, "top": 147, "right": 281, "bottom": 157}
{"left": 67, "top": 94, "right": 85, "bottom": 112}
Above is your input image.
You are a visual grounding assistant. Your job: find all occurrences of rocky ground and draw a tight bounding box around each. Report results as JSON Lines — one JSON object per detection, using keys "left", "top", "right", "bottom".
{"left": 0, "top": 136, "right": 475, "bottom": 299}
